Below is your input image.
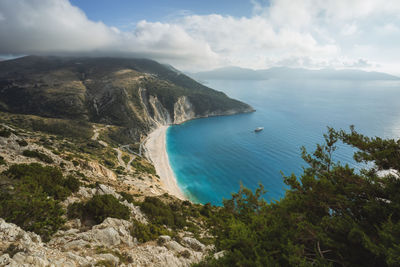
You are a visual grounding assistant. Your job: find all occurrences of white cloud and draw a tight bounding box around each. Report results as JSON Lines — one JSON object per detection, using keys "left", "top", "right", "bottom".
{"left": 341, "top": 23, "right": 358, "bottom": 36}
{"left": 0, "top": 0, "right": 400, "bottom": 73}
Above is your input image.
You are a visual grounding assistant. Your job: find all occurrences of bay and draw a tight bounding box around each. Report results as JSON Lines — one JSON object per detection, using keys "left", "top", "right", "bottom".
{"left": 167, "top": 79, "right": 400, "bottom": 205}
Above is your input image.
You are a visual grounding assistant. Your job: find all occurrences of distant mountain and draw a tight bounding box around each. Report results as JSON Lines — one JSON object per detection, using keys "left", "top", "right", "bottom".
{"left": 0, "top": 56, "right": 253, "bottom": 142}
{"left": 192, "top": 66, "right": 400, "bottom": 81}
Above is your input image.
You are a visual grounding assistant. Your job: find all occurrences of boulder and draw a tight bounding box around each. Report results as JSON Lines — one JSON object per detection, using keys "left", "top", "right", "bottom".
{"left": 182, "top": 237, "right": 205, "bottom": 252}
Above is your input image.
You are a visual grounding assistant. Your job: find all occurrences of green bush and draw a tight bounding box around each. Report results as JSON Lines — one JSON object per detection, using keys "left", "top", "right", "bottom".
{"left": 16, "top": 139, "right": 28, "bottom": 147}
{"left": 122, "top": 154, "right": 130, "bottom": 165}
{"left": 131, "top": 159, "right": 156, "bottom": 175}
{"left": 103, "top": 159, "right": 115, "bottom": 168}
{"left": 0, "top": 156, "right": 5, "bottom": 165}
{"left": 67, "top": 194, "right": 130, "bottom": 224}
{"left": 0, "top": 127, "right": 11, "bottom": 137}
{"left": 64, "top": 175, "right": 81, "bottom": 193}
{"left": 119, "top": 191, "right": 134, "bottom": 203}
{"left": 139, "top": 197, "right": 191, "bottom": 229}
{"left": 130, "top": 220, "right": 171, "bottom": 243}
{"left": 0, "top": 175, "right": 66, "bottom": 241}
{"left": 22, "top": 150, "right": 53, "bottom": 163}
{"left": 4, "top": 163, "right": 79, "bottom": 200}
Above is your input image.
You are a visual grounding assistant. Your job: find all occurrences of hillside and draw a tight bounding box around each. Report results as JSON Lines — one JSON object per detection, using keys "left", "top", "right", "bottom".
{"left": 0, "top": 56, "right": 254, "bottom": 266}
{"left": 0, "top": 122, "right": 216, "bottom": 266}
{"left": 0, "top": 56, "right": 253, "bottom": 143}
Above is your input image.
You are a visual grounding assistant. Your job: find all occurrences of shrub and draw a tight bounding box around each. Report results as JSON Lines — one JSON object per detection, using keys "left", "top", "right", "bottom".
{"left": 0, "top": 127, "right": 11, "bottom": 137}
{"left": 16, "top": 139, "right": 28, "bottom": 147}
{"left": 4, "top": 163, "right": 79, "bottom": 200}
{"left": 178, "top": 250, "right": 191, "bottom": 259}
{"left": 130, "top": 220, "right": 171, "bottom": 243}
{"left": 103, "top": 159, "right": 115, "bottom": 168}
{"left": 131, "top": 159, "right": 156, "bottom": 175}
{"left": 0, "top": 156, "right": 5, "bottom": 165}
{"left": 67, "top": 194, "right": 130, "bottom": 224}
{"left": 0, "top": 182, "right": 65, "bottom": 241}
{"left": 119, "top": 191, "right": 134, "bottom": 203}
{"left": 22, "top": 150, "right": 53, "bottom": 163}
{"left": 122, "top": 154, "right": 130, "bottom": 165}
{"left": 139, "top": 197, "right": 189, "bottom": 229}
{"left": 64, "top": 175, "right": 80, "bottom": 193}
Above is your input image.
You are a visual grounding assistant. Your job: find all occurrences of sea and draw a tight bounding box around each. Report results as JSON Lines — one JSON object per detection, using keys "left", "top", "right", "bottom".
{"left": 166, "top": 79, "right": 400, "bottom": 205}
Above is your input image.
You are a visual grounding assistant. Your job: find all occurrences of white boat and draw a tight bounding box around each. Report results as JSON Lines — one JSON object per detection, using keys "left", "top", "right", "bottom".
{"left": 254, "top": 127, "right": 264, "bottom": 132}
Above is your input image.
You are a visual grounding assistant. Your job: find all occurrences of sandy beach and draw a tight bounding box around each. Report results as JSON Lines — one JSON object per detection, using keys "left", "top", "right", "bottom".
{"left": 144, "top": 126, "right": 186, "bottom": 200}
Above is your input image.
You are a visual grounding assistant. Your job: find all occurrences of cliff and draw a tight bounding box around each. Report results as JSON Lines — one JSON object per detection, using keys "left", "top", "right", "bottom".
{"left": 0, "top": 56, "right": 254, "bottom": 143}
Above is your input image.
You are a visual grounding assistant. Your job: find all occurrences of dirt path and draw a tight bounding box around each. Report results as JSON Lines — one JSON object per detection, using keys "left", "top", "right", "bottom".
{"left": 91, "top": 125, "right": 109, "bottom": 147}
{"left": 113, "top": 148, "right": 126, "bottom": 169}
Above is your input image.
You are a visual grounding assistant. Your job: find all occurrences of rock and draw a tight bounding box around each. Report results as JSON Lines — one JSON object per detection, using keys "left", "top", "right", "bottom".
{"left": 64, "top": 219, "right": 82, "bottom": 230}
{"left": 91, "top": 227, "right": 121, "bottom": 247}
{"left": 214, "top": 250, "right": 226, "bottom": 260}
{"left": 122, "top": 200, "right": 148, "bottom": 224}
{"left": 165, "top": 241, "right": 185, "bottom": 252}
{"left": 97, "top": 253, "right": 120, "bottom": 265}
{"left": 181, "top": 237, "right": 205, "bottom": 252}
{"left": 0, "top": 253, "right": 11, "bottom": 265}
{"left": 63, "top": 239, "right": 90, "bottom": 250}
{"left": 158, "top": 235, "right": 172, "bottom": 245}
{"left": 50, "top": 218, "right": 134, "bottom": 250}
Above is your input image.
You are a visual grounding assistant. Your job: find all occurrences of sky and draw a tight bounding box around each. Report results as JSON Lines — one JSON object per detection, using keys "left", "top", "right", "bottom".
{"left": 0, "top": 0, "right": 400, "bottom": 74}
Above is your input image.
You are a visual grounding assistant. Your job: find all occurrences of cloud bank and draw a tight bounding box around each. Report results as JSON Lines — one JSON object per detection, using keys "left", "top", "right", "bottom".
{"left": 0, "top": 0, "right": 400, "bottom": 73}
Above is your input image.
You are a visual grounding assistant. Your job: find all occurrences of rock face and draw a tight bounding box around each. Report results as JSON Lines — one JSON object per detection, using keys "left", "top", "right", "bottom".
{"left": 0, "top": 217, "right": 212, "bottom": 267}
{"left": 173, "top": 96, "right": 196, "bottom": 124}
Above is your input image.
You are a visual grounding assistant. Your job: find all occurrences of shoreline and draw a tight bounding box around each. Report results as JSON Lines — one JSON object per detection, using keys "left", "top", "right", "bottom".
{"left": 144, "top": 125, "right": 187, "bottom": 200}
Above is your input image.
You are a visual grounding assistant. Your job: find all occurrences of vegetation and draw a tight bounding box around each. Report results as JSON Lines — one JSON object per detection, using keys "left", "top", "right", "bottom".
{"left": 119, "top": 191, "right": 134, "bottom": 203}
{"left": 131, "top": 158, "right": 156, "bottom": 175}
{"left": 130, "top": 220, "right": 171, "bottom": 243}
{"left": 0, "top": 163, "right": 79, "bottom": 241}
{"left": 196, "top": 127, "right": 400, "bottom": 266}
{"left": 0, "top": 126, "right": 11, "bottom": 137}
{"left": 139, "top": 197, "right": 188, "bottom": 229}
{"left": 16, "top": 139, "right": 28, "bottom": 147}
{"left": 0, "top": 155, "right": 5, "bottom": 165}
{"left": 122, "top": 154, "right": 130, "bottom": 165}
{"left": 22, "top": 149, "right": 53, "bottom": 163}
{"left": 4, "top": 163, "right": 80, "bottom": 200}
{"left": 0, "top": 112, "right": 92, "bottom": 140}
{"left": 67, "top": 194, "right": 130, "bottom": 224}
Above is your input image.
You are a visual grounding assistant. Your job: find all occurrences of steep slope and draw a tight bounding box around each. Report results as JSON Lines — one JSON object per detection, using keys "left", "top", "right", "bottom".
{"left": 0, "top": 56, "right": 254, "bottom": 142}
{"left": 0, "top": 122, "right": 215, "bottom": 266}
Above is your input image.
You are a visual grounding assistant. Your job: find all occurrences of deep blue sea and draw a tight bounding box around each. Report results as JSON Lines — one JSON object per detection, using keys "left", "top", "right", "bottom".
{"left": 167, "top": 79, "right": 400, "bottom": 205}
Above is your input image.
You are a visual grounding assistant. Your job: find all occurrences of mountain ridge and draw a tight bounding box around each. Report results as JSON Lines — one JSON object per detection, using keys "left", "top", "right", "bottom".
{"left": 0, "top": 56, "right": 254, "bottom": 143}
{"left": 191, "top": 66, "right": 400, "bottom": 81}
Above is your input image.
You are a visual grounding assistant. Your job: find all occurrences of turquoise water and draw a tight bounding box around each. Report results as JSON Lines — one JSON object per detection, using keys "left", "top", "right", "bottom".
{"left": 167, "top": 79, "right": 400, "bottom": 205}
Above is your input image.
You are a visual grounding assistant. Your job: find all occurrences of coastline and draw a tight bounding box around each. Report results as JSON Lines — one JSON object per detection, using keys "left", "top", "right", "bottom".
{"left": 144, "top": 125, "right": 187, "bottom": 200}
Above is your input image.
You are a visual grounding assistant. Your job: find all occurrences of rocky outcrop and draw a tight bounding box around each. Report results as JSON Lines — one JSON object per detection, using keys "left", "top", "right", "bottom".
{"left": 149, "top": 95, "right": 172, "bottom": 126}
{"left": 63, "top": 184, "right": 148, "bottom": 224}
{"left": 0, "top": 217, "right": 212, "bottom": 267}
{"left": 173, "top": 96, "right": 196, "bottom": 124}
